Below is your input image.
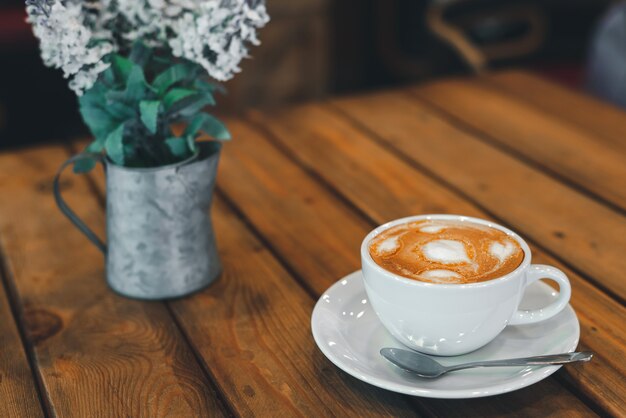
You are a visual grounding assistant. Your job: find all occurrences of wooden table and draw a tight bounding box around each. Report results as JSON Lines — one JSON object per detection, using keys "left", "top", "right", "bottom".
{"left": 1, "top": 71, "right": 624, "bottom": 417}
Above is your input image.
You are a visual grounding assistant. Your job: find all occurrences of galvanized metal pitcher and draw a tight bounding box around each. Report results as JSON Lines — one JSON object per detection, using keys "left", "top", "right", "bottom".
{"left": 53, "top": 142, "right": 222, "bottom": 300}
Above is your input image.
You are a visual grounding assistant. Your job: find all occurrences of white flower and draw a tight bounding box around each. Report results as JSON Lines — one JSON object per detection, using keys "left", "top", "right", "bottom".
{"left": 27, "top": 1, "right": 114, "bottom": 94}
{"left": 168, "top": 1, "right": 269, "bottom": 81}
{"left": 26, "top": 0, "right": 269, "bottom": 94}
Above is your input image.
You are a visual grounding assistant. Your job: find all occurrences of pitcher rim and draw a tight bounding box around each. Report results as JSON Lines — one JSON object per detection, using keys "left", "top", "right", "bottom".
{"left": 105, "top": 141, "right": 221, "bottom": 173}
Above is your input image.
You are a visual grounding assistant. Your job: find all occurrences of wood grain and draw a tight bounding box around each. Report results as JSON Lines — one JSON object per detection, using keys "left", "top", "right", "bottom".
{"left": 411, "top": 78, "right": 626, "bottom": 213}
{"left": 0, "top": 146, "right": 227, "bottom": 417}
{"left": 215, "top": 119, "right": 597, "bottom": 416}
{"left": 485, "top": 71, "right": 626, "bottom": 155}
{"left": 170, "top": 198, "right": 420, "bottom": 417}
{"left": 248, "top": 103, "right": 626, "bottom": 417}
{"left": 78, "top": 141, "right": 420, "bottom": 416}
{"left": 416, "top": 381, "right": 596, "bottom": 418}
{"left": 217, "top": 122, "right": 371, "bottom": 295}
{"left": 0, "top": 271, "right": 44, "bottom": 417}
{"left": 332, "top": 91, "right": 626, "bottom": 304}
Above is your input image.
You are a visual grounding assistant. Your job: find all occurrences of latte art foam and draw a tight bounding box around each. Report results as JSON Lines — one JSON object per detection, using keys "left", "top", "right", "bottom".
{"left": 368, "top": 220, "right": 524, "bottom": 284}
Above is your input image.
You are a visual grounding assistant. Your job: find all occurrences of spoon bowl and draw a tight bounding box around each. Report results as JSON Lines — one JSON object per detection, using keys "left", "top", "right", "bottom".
{"left": 381, "top": 348, "right": 448, "bottom": 378}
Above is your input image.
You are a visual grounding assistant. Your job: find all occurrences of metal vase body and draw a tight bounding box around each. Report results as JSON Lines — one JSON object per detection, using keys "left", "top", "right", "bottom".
{"left": 105, "top": 143, "right": 221, "bottom": 299}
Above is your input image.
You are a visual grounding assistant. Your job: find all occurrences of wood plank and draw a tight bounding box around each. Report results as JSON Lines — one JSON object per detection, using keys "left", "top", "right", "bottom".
{"left": 78, "top": 142, "right": 420, "bottom": 416}
{"left": 217, "top": 127, "right": 372, "bottom": 295}
{"left": 248, "top": 103, "right": 626, "bottom": 417}
{"left": 0, "top": 146, "right": 227, "bottom": 417}
{"left": 171, "top": 198, "right": 420, "bottom": 417}
{"left": 416, "top": 381, "right": 597, "bottom": 418}
{"left": 332, "top": 91, "right": 626, "bottom": 304}
{"left": 214, "top": 119, "right": 598, "bottom": 416}
{"left": 485, "top": 71, "right": 626, "bottom": 155}
{"left": 0, "top": 272, "right": 44, "bottom": 417}
{"left": 411, "top": 77, "right": 626, "bottom": 213}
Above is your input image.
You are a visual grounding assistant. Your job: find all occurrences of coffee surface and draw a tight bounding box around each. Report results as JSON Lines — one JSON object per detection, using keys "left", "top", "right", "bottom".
{"left": 368, "top": 219, "right": 524, "bottom": 284}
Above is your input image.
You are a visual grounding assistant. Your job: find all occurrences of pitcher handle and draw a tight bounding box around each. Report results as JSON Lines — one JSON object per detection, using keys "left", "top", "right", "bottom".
{"left": 53, "top": 153, "right": 107, "bottom": 254}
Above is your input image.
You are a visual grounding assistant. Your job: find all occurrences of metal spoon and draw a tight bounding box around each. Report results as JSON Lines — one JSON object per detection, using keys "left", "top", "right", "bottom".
{"left": 380, "top": 347, "right": 593, "bottom": 378}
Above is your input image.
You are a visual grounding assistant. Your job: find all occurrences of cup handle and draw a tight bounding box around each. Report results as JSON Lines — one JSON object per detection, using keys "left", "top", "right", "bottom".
{"left": 509, "top": 264, "right": 571, "bottom": 325}
{"left": 53, "top": 153, "right": 107, "bottom": 254}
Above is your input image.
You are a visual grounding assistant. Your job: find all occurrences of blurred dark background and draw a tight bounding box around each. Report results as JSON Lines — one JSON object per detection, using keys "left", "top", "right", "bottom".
{"left": 0, "top": 0, "right": 617, "bottom": 150}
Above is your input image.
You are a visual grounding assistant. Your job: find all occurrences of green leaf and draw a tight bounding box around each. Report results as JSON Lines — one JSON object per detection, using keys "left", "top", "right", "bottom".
{"left": 164, "top": 136, "right": 192, "bottom": 159}
{"left": 88, "top": 137, "right": 106, "bottom": 153}
{"left": 163, "top": 88, "right": 197, "bottom": 109}
{"left": 79, "top": 105, "right": 117, "bottom": 141}
{"left": 139, "top": 100, "right": 161, "bottom": 134}
{"left": 167, "top": 93, "right": 215, "bottom": 120}
{"left": 111, "top": 55, "right": 133, "bottom": 82}
{"left": 122, "top": 142, "right": 139, "bottom": 166}
{"left": 79, "top": 82, "right": 107, "bottom": 108}
{"left": 186, "top": 136, "right": 198, "bottom": 153}
{"left": 194, "top": 79, "right": 226, "bottom": 95}
{"left": 183, "top": 113, "right": 205, "bottom": 137}
{"left": 79, "top": 80, "right": 135, "bottom": 140}
{"left": 104, "top": 124, "right": 126, "bottom": 165}
{"left": 124, "top": 65, "right": 148, "bottom": 102}
{"left": 102, "top": 67, "right": 116, "bottom": 86}
{"left": 129, "top": 41, "right": 151, "bottom": 66}
{"left": 184, "top": 113, "right": 230, "bottom": 140}
{"left": 104, "top": 65, "right": 150, "bottom": 105}
{"left": 73, "top": 158, "right": 96, "bottom": 174}
{"left": 153, "top": 63, "right": 194, "bottom": 95}
{"left": 106, "top": 102, "right": 136, "bottom": 120}
{"left": 104, "top": 89, "right": 126, "bottom": 103}
{"left": 72, "top": 141, "right": 103, "bottom": 174}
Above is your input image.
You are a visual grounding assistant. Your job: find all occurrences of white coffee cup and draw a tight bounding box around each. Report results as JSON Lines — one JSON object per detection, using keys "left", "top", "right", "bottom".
{"left": 361, "top": 214, "right": 572, "bottom": 356}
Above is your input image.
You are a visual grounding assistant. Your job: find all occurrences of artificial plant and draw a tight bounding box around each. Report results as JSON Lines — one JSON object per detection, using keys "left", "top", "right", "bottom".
{"left": 25, "top": 0, "right": 269, "bottom": 172}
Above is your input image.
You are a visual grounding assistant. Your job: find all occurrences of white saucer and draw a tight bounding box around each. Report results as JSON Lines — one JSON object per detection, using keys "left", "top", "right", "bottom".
{"left": 311, "top": 271, "right": 580, "bottom": 398}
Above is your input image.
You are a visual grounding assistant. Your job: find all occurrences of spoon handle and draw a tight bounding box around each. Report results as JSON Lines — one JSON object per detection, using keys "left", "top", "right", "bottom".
{"left": 446, "top": 352, "right": 593, "bottom": 372}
